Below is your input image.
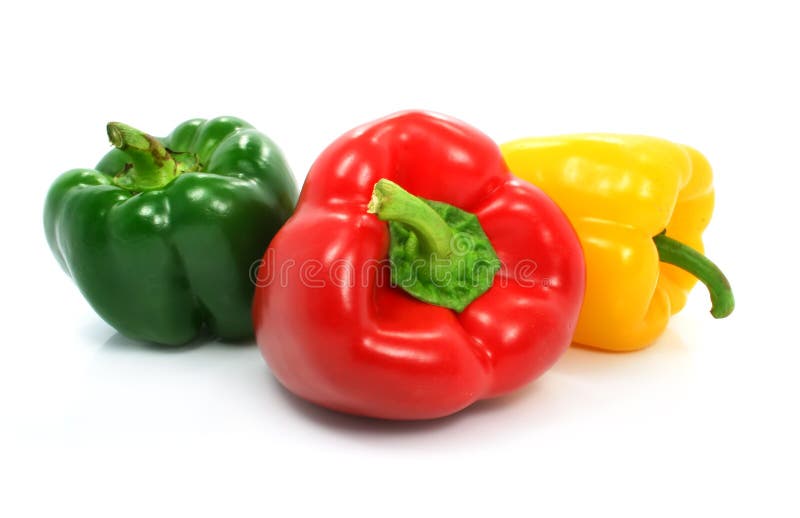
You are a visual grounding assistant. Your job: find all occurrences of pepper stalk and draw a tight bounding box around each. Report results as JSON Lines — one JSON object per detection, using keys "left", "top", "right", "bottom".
{"left": 653, "top": 231, "right": 734, "bottom": 318}
{"left": 107, "top": 122, "right": 198, "bottom": 191}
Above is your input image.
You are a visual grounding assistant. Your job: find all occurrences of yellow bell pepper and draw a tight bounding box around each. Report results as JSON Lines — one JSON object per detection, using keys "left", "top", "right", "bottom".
{"left": 501, "top": 135, "right": 734, "bottom": 351}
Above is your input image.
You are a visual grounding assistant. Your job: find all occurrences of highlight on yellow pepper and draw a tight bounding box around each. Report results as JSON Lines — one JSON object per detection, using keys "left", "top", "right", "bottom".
{"left": 501, "top": 134, "right": 734, "bottom": 352}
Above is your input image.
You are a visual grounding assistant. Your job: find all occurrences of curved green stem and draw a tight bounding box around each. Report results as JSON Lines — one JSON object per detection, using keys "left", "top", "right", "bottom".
{"left": 654, "top": 232, "right": 735, "bottom": 318}
{"left": 366, "top": 178, "right": 500, "bottom": 311}
{"left": 107, "top": 122, "right": 196, "bottom": 191}
{"left": 367, "top": 179, "right": 453, "bottom": 258}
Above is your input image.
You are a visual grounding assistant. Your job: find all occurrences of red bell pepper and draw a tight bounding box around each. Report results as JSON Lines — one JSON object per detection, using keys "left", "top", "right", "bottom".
{"left": 253, "top": 111, "right": 585, "bottom": 420}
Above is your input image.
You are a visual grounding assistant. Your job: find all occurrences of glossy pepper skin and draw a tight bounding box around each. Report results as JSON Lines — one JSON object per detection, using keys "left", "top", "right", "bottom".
{"left": 253, "top": 111, "right": 585, "bottom": 420}
{"left": 501, "top": 134, "right": 733, "bottom": 351}
{"left": 45, "top": 117, "right": 297, "bottom": 345}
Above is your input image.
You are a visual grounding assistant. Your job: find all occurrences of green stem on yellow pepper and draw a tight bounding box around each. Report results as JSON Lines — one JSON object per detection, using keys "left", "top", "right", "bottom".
{"left": 653, "top": 231, "right": 734, "bottom": 318}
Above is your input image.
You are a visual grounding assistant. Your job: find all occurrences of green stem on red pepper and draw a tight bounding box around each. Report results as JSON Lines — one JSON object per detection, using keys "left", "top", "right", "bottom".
{"left": 653, "top": 231, "right": 734, "bottom": 318}
{"left": 367, "top": 178, "right": 500, "bottom": 312}
{"left": 368, "top": 179, "right": 454, "bottom": 258}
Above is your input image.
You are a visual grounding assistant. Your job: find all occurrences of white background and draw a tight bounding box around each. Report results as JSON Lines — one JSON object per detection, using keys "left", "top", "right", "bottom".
{"left": 1, "top": 1, "right": 797, "bottom": 516}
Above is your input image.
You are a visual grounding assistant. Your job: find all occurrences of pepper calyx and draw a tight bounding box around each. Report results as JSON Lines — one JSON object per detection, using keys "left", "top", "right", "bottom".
{"left": 367, "top": 178, "right": 500, "bottom": 312}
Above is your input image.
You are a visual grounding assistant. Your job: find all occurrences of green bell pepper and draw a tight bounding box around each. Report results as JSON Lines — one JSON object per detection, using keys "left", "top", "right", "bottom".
{"left": 44, "top": 116, "right": 298, "bottom": 345}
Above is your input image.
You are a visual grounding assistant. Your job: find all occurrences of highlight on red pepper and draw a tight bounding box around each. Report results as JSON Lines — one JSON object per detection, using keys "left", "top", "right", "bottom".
{"left": 252, "top": 111, "right": 585, "bottom": 420}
